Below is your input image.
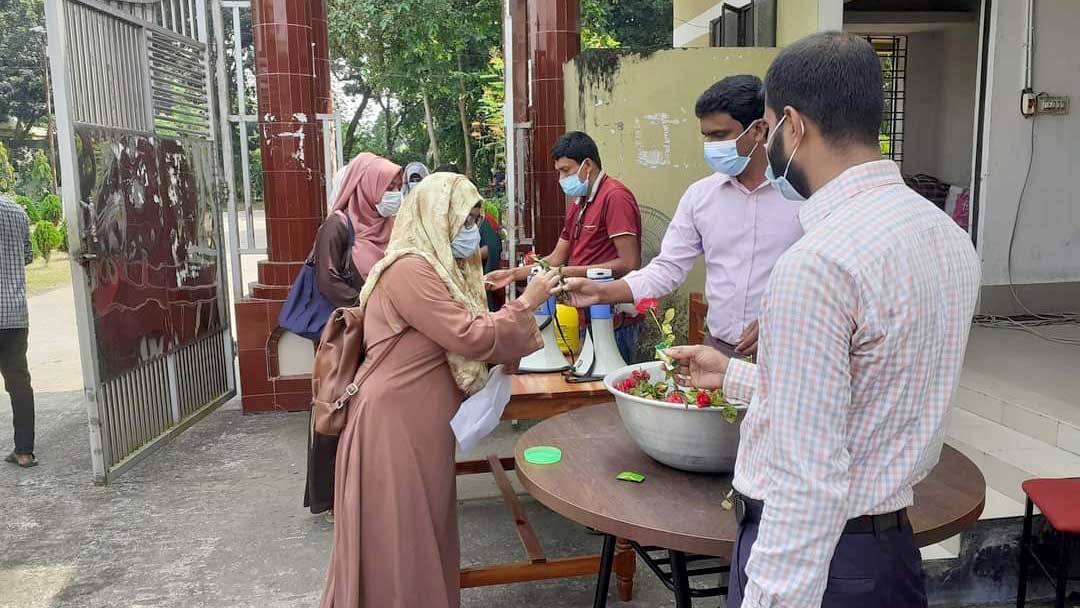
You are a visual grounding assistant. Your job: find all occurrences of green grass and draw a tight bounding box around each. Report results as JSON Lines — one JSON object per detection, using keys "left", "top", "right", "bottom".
{"left": 25, "top": 252, "right": 72, "bottom": 297}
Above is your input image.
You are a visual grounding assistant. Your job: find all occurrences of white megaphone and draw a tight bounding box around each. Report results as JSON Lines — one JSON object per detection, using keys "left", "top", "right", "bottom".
{"left": 568, "top": 268, "right": 627, "bottom": 381}
{"left": 518, "top": 268, "right": 572, "bottom": 373}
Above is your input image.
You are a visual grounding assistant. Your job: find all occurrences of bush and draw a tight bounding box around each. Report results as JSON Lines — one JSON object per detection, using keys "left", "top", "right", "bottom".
{"left": 58, "top": 221, "right": 69, "bottom": 252}
{"left": 14, "top": 194, "right": 39, "bottom": 223}
{"left": 32, "top": 221, "right": 61, "bottom": 263}
{"left": 39, "top": 194, "right": 63, "bottom": 225}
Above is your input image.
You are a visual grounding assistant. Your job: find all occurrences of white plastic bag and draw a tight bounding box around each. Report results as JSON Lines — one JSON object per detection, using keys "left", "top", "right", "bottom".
{"left": 451, "top": 365, "right": 513, "bottom": 452}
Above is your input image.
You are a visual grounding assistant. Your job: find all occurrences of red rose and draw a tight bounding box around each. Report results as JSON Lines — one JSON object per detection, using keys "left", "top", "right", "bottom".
{"left": 695, "top": 391, "right": 711, "bottom": 408}
{"left": 639, "top": 370, "right": 651, "bottom": 381}
{"left": 635, "top": 298, "right": 659, "bottom": 315}
{"left": 665, "top": 392, "right": 685, "bottom": 404}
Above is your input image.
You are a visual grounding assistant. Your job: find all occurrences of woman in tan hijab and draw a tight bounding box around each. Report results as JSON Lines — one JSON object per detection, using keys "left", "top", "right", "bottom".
{"left": 306, "top": 153, "right": 402, "bottom": 517}
{"left": 320, "top": 173, "right": 559, "bottom": 608}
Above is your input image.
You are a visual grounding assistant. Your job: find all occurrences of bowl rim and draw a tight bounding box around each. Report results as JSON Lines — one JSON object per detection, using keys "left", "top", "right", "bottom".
{"left": 603, "top": 361, "right": 750, "bottom": 413}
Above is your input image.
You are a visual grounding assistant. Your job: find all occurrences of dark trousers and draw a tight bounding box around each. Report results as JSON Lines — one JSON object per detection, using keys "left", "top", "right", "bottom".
{"left": 304, "top": 408, "right": 337, "bottom": 514}
{"left": 0, "top": 328, "right": 35, "bottom": 454}
{"left": 704, "top": 334, "right": 741, "bottom": 359}
{"left": 727, "top": 513, "right": 927, "bottom": 608}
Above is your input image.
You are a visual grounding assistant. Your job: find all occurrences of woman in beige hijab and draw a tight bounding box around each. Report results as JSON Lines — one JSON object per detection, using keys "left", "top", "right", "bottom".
{"left": 320, "top": 173, "right": 559, "bottom": 608}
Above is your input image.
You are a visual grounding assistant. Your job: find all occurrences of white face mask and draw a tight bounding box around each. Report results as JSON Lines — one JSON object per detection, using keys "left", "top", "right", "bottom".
{"left": 450, "top": 224, "right": 481, "bottom": 259}
{"left": 376, "top": 190, "right": 403, "bottom": 217}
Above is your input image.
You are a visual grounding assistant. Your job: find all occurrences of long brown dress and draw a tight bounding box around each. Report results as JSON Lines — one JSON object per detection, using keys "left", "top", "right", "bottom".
{"left": 320, "top": 255, "right": 542, "bottom": 608}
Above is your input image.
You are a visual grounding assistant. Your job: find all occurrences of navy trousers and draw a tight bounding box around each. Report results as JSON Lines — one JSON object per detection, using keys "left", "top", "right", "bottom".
{"left": 726, "top": 516, "right": 928, "bottom": 608}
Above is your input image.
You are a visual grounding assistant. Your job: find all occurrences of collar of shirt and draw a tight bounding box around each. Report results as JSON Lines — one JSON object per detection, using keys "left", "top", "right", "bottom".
{"left": 715, "top": 171, "right": 773, "bottom": 197}
{"left": 585, "top": 170, "right": 608, "bottom": 204}
{"left": 798, "top": 159, "right": 903, "bottom": 230}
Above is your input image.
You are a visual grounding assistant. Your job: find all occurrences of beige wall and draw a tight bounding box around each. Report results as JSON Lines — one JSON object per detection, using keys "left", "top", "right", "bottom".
{"left": 565, "top": 47, "right": 779, "bottom": 292}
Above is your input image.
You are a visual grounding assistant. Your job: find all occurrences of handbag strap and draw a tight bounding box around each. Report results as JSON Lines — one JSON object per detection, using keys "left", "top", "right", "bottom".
{"left": 335, "top": 330, "right": 407, "bottom": 409}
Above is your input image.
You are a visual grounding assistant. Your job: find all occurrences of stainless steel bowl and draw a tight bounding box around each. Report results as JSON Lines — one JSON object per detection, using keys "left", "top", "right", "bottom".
{"left": 604, "top": 361, "right": 747, "bottom": 474}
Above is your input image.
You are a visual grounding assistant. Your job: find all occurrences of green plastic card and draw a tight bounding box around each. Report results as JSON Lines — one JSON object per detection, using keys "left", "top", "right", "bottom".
{"left": 616, "top": 471, "right": 646, "bottom": 483}
{"left": 523, "top": 446, "right": 562, "bottom": 465}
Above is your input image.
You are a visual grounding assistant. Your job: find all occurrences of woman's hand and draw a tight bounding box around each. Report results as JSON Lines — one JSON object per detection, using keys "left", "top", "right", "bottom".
{"left": 483, "top": 268, "right": 519, "bottom": 291}
{"left": 665, "top": 345, "right": 730, "bottom": 390}
{"left": 519, "top": 269, "right": 561, "bottom": 309}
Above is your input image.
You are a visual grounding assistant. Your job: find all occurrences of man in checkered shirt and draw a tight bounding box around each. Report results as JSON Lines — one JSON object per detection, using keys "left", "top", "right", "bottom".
{"left": 670, "top": 32, "right": 980, "bottom": 608}
{"left": 0, "top": 193, "right": 38, "bottom": 468}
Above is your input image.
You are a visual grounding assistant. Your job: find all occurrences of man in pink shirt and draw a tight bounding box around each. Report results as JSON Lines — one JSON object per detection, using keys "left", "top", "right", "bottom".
{"left": 562, "top": 75, "right": 802, "bottom": 357}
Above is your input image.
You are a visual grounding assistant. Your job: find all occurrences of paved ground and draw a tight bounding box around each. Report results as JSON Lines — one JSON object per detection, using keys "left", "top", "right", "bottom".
{"left": 0, "top": 390, "right": 686, "bottom": 608}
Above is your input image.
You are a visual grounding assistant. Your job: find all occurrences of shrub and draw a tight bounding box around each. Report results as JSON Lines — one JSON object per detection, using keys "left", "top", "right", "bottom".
{"left": 58, "top": 221, "right": 69, "bottom": 252}
{"left": 13, "top": 194, "right": 39, "bottom": 223}
{"left": 32, "top": 221, "right": 61, "bottom": 263}
{"left": 39, "top": 194, "right": 63, "bottom": 225}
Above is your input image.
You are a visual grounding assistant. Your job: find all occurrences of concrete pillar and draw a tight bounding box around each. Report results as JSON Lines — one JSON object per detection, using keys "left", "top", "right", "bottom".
{"left": 526, "top": 0, "right": 580, "bottom": 252}
{"left": 236, "top": 0, "right": 331, "bottom": 413}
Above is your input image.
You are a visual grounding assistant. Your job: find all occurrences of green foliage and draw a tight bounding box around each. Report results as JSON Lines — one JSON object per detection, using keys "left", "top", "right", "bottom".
{"left": 58, "top": 220, "right": 68, "bottom": 252}
{"left": 22, "top": 150, "right": 54, "bottom": 200}
{"left": 581, "top": 0, "right": 673, "bottom": 50}
{"left": 39, "top": 193, "right": 62, "bottom": 224}
{"left": 14, "top": 194, "right": 39, "bottom": 223}
{"left": 0, "top": 141, "right": 16, "bottom": 193}
{"left": 0, "top": 0, "right": 49, "bottom": 147}
{"left": 32, "top": 220, "right": 60, "bottom": 262}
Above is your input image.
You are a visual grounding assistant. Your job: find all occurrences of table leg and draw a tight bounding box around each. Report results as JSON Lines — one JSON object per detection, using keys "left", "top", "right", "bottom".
{"left": 615, "top": 537, "right": 636, "bottom": 601}
{"left": 593, "top": 534, "right": 617, "bottom": 608}
{"left": 669, "top": 550, "right": 692, "bottom": 608}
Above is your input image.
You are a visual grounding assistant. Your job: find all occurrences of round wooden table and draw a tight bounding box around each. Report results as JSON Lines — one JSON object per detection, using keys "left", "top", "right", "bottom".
{"left": 514, "top": 404, "right": 986, "bottom": 607}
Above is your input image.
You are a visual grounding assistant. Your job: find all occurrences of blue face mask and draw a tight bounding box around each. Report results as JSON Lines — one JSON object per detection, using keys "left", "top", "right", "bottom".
{"left": 451, "top": 224, "right": 481, "bottom": 259}
{"left": 703, "top": 122, "right": 759, "bottom": 176}
{"left": 764, "top": 115, "right": 807, "bottom": 202}
{"left": 559, "top": 162, "right": 591, "bottom": 198}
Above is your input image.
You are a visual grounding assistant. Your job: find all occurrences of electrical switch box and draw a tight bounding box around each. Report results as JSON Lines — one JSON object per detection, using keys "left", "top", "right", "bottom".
{"left": 1037, "top": 95, "right": 1070, "bottom": 115}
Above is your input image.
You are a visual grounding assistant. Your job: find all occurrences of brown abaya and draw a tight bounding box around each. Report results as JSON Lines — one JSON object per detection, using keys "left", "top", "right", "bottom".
{"left": 320, "top": 255, "right": 542, "bottom": 608}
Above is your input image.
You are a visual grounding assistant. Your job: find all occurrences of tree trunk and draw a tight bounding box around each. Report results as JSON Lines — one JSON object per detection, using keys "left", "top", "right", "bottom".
{"left": 343, "top": 89, "right": 371, "bottom": 157}
{"left": 421, "top": 85, "right": 441, "bottom": 167}
{"left": 457, "top": 57, "right": 473, "bottom": 179}
{"left": 381, "top": 94, "right": 393, "bottom": 154}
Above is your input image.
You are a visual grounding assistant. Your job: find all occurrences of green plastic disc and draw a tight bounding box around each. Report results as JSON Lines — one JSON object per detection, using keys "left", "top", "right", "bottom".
{"left": 524, "top": 446, "right": 562, "bottom": 465}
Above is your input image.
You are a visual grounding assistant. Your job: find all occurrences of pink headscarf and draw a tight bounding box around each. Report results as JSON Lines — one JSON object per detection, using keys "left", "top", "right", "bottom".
{"left": 331, "top": 153, "right": 402, "bottom": 278}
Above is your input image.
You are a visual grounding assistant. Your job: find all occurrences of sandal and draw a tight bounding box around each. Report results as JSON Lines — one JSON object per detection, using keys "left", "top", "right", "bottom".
{"left": 5, "top": 452, "right": 38, "bottom": 468}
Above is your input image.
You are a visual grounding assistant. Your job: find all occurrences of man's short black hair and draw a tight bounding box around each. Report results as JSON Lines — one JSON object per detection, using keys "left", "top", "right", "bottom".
{"left": 434, "top": 163, "right": 460, "bottom": 174}
{"left": 764, "top": 31, "right": 883, "bottom": 147}
{"left": 694, "top": 75, "right": 765, "bottom": 129}
{"left": 551, "top": 131, "right": 602, "bottom": 170}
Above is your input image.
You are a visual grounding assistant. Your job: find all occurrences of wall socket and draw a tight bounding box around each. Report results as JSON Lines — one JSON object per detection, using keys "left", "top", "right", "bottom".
{"left": 1037, "top": 95, "right": 1070, "bottom": 115}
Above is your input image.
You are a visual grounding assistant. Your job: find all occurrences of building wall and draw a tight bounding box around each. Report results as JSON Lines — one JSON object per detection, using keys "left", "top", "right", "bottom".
{"left": 898, "top": 25, "right": 979, "bottom": 187}
{"left": 674, "top": 0, "right": 842, "bottom": 48}
{"left": 978, "top": 0, "right": 1080, "bottom": 293}
{"left": 564, "top": 47, "right": 779, "bottom": 292}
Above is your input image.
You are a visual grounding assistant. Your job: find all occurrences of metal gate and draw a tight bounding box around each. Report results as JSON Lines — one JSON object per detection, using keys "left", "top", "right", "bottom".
{"left": 45, "top": 0, "right": 236, "bottom": 483}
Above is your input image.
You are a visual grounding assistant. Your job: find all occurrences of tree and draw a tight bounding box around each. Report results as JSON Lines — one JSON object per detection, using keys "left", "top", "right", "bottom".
{"left": 581, "top": 0, "right": 673, "bottom": 49}
{"left": 329, "top": 0, "right": 503, "bottom": 179}
{"left": 32, "top": 221, "right": 59, "bottom": 263}
{"left": 0, "top": 0, "right": 49, "bottom": 149}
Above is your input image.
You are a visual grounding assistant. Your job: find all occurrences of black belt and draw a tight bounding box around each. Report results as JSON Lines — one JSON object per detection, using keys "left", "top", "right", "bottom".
{"left": 733, "top": 493, "right": 909, "bottom": 535}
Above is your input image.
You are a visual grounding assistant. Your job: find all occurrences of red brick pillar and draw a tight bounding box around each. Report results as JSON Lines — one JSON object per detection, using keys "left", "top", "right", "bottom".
{"left": 526, "top": 0, "right": 580, "bottom": 252}
{"left": 236, "top": 0, "right": 331, "bottom": 413}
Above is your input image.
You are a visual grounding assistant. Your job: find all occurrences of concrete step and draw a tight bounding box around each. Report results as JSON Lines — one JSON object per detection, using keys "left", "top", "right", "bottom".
{"left": 956, "top": 383, "right": 1080, "bottom": 457}
{"left": 946, "top": 406, "right": 1080, "bottom": 504}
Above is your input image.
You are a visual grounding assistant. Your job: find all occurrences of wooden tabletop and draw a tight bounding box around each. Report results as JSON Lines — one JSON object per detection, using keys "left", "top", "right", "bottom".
{"left": 515, "top": 404, "right": 986, "bottom": 557}
{"left": 504, "top": 373, "right": 609, "bottom": 421}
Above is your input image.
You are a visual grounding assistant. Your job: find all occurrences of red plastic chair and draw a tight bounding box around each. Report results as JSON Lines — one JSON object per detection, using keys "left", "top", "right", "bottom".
{"left": 1017, "top": 477, "right": 1080, "bottom": 608}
